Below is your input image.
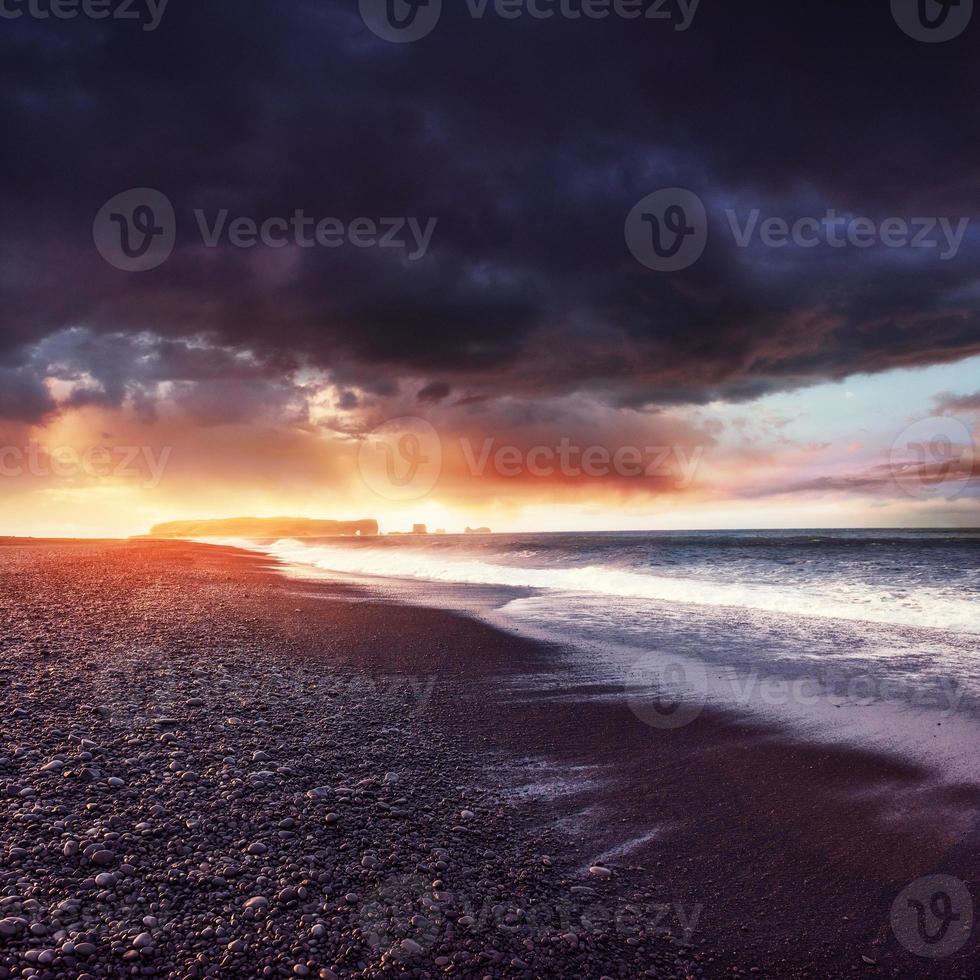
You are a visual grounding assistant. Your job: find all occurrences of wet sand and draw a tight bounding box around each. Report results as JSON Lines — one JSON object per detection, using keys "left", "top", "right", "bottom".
{"left": 0, "top": 539, "right": 977, "bottom": 977}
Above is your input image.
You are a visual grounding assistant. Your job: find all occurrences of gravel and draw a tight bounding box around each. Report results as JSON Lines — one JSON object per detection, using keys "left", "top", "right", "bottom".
{"left": 0, "top": 541, "right": 732, "bottom": 979}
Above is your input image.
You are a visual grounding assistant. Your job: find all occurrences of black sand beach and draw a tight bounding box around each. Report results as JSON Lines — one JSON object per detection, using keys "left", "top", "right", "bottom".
{"left": 0, "top": 539, "right": 977, "bottom": 978}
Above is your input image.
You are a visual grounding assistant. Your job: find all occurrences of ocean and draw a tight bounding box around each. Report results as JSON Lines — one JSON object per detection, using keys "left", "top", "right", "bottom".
{"left": 228, "top": 529, "right": 980, "bottom": 779}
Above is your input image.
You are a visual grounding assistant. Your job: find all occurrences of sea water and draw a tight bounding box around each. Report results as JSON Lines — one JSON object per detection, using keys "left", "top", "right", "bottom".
{"left": 224, "top": 529, "right": 980, "bottom": 778}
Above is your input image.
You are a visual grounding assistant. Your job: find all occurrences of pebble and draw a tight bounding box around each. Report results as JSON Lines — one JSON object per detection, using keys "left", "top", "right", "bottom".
{"left": 0, "top": 917, "right": 26, "bottom": 937}
{"left": 0, "top": 543, "right": 748, "bottom": 980}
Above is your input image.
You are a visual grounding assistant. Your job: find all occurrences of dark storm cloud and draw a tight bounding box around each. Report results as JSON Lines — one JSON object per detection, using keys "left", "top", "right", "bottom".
{"left": 1, "top": 0, "right": 979, "bottom": 422}
{"left": 22, "top": 328, "right": 305, "bottom": 423}
{"left": 418, "top": 381, "right": 451, "bottom": 404}
{"left": 0, "top": 366, "right": 55, "bottom": 422}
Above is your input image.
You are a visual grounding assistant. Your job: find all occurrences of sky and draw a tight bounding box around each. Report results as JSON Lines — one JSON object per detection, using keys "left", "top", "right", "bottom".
{"left": 0, "top": 0, "right": 978, "bottom": 536}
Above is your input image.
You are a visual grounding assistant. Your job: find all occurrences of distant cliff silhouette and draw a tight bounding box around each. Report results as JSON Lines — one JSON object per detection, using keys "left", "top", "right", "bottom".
{"left": 149, "top": 517, "right": 379, "bottom": 538}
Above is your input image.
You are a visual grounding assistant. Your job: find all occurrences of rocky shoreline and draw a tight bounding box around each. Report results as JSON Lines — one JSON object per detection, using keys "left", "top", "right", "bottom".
{"left": 0, "top": 540, "right": 726, "bottom": 979}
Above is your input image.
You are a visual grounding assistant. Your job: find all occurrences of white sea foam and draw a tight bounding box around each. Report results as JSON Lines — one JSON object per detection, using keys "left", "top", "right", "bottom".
{"left": 236, "top": 538, "right": 980, "bottom": 634}
{"left": 209, "top": 533, "right": 980, "bottom": 785}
